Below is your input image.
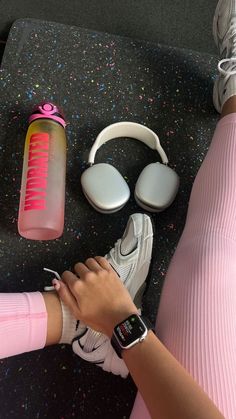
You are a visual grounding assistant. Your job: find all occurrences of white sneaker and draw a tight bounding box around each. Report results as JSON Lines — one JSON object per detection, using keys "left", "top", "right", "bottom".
{"left": 105, "top": 212, "right": 154, "bottom": 308}
{"left": 213, "top": 0, "right": 236, "bottom": 112}
{"left": 73, "top": 328, "right": 130, "bottom": 378}
{"left": 72, "top": 213, "right": 154, "bottom": 378}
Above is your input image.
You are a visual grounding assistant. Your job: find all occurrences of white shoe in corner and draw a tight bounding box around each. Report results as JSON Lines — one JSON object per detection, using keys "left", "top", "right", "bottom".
{"left": 72, "top": 213, "right": 154, "bottom": 378}
{"left": 213, "top": 0, "right": 236, "bottom": 112}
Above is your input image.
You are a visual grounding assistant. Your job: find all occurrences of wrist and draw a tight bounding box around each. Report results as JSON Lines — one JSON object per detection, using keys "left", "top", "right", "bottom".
{"left": 110, "top": 313, "right": 153, "bottom": 358}
{"left": 105, "top": 305, "right": 139, "bottom": 338}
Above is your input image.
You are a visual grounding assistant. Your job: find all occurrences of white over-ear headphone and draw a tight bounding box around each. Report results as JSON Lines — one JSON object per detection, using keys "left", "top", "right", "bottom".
{"left": 81, "top": 122, "right": 179, "bottom": 213}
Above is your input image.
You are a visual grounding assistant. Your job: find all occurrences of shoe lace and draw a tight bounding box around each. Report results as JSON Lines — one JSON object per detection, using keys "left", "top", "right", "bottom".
{"left": 43, "top": 267, "right": 61, "bottom": 291}
{"left": 218, "top": 57, "right": 236, "bottom": 76}
{"left": 219, "top": 18, "right": 236, "bottom": 76}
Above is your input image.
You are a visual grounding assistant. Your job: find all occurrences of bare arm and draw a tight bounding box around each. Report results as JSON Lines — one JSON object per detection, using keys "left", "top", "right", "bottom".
{"left": 55, "top": 256, "right": 224, "bottom": 419}
{"left": 122, "top": 331, "right": 224, "bottom": 419}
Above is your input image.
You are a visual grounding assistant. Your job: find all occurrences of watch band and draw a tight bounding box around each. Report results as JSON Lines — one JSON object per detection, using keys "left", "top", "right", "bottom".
{"left": 111, "top": 314, "right": 153, "bottom": 359}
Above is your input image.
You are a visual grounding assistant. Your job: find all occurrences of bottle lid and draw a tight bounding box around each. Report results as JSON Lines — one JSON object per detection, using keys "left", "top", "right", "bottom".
{"left": 29, "top": 102, "right": 66, "bottom": 128}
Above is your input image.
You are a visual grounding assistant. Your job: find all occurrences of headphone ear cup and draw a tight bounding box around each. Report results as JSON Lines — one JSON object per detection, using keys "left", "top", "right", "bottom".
{"left": 81, "top": 163, "right": 130, "bottom": 213}
{"left": 134, "top": 162, "right": 179, "bottom": 212}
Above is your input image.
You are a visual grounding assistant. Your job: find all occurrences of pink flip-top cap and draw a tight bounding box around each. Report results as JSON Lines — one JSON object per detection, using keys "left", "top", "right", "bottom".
{"left": 29, "top": 102, "right": 66, "bottom": 128}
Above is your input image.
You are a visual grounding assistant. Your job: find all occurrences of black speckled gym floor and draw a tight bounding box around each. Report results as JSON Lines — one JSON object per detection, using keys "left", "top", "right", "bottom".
{"left": 0, "top": 18, "right": 218, "bottom": 419}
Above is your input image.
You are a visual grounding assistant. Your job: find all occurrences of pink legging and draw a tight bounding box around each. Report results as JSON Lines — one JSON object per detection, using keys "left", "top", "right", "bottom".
{"left": 0, "top": 115, "right": 236, "bottom": 418}
{"left": 130, "top": 115, "right": 236, "bottom": 418}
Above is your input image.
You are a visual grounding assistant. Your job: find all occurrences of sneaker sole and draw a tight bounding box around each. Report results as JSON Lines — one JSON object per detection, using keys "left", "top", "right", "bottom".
{"left": 212, "top": 0, "right": 227, "bottom": 113}
{"left": 213, "top": 74, "right": 221, "bottom": 113}
{"left": 213, "top": 0, "right": 224, "bottom": 48}
{"left": 133, "top": 215, "right": 156, "bottom": 309}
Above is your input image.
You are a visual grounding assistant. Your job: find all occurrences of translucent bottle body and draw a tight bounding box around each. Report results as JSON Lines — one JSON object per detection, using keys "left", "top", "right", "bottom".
{"left": 18, "top": 119, "right": 66, "bottom": 240}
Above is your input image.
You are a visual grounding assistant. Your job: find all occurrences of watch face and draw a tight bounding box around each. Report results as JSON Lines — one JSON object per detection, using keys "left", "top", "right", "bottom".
{"left": 114, "top": 314, "right": 146, "bottom": 348}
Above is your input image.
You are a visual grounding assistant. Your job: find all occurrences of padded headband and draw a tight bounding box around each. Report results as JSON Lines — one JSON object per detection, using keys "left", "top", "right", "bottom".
{"left": 88, "top": 122, "right": 169, "bottom": 165}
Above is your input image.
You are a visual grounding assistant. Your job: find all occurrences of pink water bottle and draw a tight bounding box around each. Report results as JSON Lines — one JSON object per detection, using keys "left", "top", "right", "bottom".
{"left": 18, "top": 103, "right": 67, "bottom": 240}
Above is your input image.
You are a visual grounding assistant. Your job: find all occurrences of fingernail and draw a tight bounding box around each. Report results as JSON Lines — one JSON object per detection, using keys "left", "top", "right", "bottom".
{"left": 52, "top": 278, "right": 60, "bottom": 291}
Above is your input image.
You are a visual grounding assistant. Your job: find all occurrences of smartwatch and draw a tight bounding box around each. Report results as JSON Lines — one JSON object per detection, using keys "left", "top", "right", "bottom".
{"left": 111, "top": 313, "right": 152, "bottom": 358}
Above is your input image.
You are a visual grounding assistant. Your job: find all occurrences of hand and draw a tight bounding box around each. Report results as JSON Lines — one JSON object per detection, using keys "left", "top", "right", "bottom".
{"left": 54, "top": 256, "right": 138, "bottom": 337}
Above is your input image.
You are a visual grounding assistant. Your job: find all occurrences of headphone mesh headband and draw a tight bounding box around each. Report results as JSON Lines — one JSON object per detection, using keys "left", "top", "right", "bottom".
{"left": 88, "top": 122, "right": 169, "bottom": 165}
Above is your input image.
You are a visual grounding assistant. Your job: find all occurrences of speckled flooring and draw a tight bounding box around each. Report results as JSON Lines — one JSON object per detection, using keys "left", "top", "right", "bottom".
{"left": 0, "top": 18, "right": 219, "bottom": 419}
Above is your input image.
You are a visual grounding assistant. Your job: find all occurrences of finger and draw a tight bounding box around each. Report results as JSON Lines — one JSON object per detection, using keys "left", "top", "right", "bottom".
{"left": 61, "top": 270, "right": 81, "bottom": 294}
{"left": 53, "top": 279, "right": 81, "bottom": 319}
{"left": 95, "top": 256, "right": 120, "bottom": 277}
{"left": 74, "top": 262, "right": 90, "bottom": 278}
{"left": 95, "top": 256, "right": 112, "bottom": 270}
{"left": 85, "top": 257, "right": 103, "bottom": 271}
